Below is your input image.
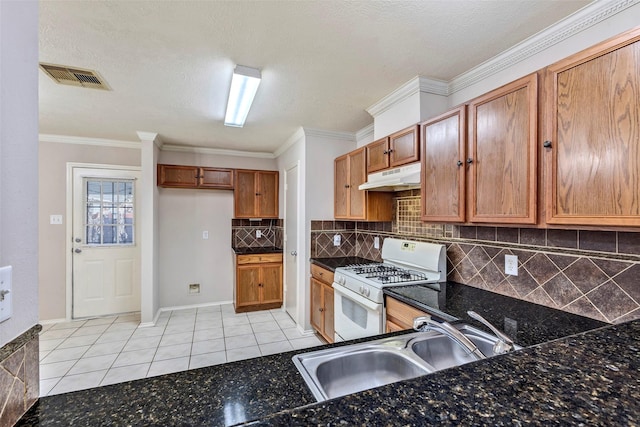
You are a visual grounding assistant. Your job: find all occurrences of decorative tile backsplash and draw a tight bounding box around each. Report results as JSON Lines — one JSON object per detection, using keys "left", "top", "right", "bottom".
{"left": 232, "top": 219, "right": 283, "bottom": 248}
{"left": 0, "top": 326, "right": 40, "bottom": 427}
{"left": 310, "top": 196, "right": 640, "bottom": 324}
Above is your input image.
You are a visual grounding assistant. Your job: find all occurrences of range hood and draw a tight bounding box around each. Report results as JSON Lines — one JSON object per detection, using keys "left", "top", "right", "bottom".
{"left": 358, "top": 162, "right": 421, "bottom": 192}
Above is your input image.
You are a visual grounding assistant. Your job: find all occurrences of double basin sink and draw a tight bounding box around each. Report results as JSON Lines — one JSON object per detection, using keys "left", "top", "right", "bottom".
{"left": 293, "top": 324, "right": 518, "bottom": 402}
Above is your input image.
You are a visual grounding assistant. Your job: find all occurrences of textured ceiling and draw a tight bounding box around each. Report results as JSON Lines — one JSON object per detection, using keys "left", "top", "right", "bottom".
{"left": 39, "top": 0, "right": 591, "bottom": 153}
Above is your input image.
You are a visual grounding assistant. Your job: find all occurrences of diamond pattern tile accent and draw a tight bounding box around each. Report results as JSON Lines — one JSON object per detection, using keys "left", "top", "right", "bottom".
{"left": 467, "top": 246, "right": 492, "bottom": 270}
{"left": 563, "top": 259, "right": 608, "bottom": 294}
{"left": 524, "top": 287, "right": 556, "bottom": 308}
{"left": 587, "top": 281, "right": 638, "bottom": 322}
{"left": 523, "top": 254, "right": 560, "bottom": 285}
{"left": 542, "top": 273, "right": 582, "bottom": 307}
{"left": 507, "top": 269, "right": 539, "bottom": 298}
{"left": 564, "top": 297, "right": 607, "bottom": 322}
{"left": 612, "top": 264, "right": 640, "bottom": 303}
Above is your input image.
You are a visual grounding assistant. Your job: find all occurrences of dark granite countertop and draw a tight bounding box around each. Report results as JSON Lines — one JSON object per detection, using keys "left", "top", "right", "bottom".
{"left": 17, "top": 257, "right": 630, "bottom": 426}
{"left": 310, "top": 256, "right": 377, "bottom": 272}
{"left": 19, "top": 320, "right": 639, "bottom": 426}
{"left": 232, "top": 246, "right": 282, "bottom": 255}
{"left": 385, "top": 282, "right": 607, "bottom": 347}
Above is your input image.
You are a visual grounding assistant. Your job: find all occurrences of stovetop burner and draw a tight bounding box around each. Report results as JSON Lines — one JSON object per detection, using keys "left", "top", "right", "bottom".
{"left": 343, "top": 263, "right": 428, "bottom": 285}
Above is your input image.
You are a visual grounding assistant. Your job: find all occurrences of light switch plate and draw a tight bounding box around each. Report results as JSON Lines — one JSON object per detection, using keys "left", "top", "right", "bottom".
{"left": 50, "top": 214, "right": 63, "bottom": 225}
{"left": 333, "top": 234, "right": 341, "bottom": 246}
{"left": 0, "top": 266, "right": 12, "bottom": 323}
{"left": 202, "top": 231, "right": 209, "bottom": 240}
{"left": 505, "top": 254, "right": 518, "bottom": 276}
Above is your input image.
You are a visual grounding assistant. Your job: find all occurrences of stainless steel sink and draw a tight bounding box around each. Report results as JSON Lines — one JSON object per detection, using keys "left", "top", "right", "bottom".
{"left": 293, "top": 324, "right": 520, "bottom": 401}
{"left": 410, "top": 325, "right": 499, "bottom": 370}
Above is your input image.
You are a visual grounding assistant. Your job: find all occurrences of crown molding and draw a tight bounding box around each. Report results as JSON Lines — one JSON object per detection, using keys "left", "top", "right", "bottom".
{"left": 366, "top": 76, "right": 448, "bottom": 118}
{"left": 136, "top": 131, "right": 161, "bottom": 148}
{"left": 39, "top": 134, "right": 140, "bottom": 149}
{"left": 273, "top": 127, "right": 305, "bottom": 158}
{"left": 303, "top": 127, "right": 356, "bottom": 142}
{"left": 449, "top": 0, "right": 639, "bottom": 93}
{"left": 356, "top": 123, "right": 374, "bottom": 142}
{"left": 161, "top": 144, "right": 275, "bottom": 159}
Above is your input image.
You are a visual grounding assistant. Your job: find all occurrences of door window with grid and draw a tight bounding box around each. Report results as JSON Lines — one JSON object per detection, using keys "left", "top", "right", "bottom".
{"left": 85, "top": 179, "right": 135, "bottom": 245}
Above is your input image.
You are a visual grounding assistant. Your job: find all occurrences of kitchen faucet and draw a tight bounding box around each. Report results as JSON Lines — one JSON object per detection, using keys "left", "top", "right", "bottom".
{"left": 413, "top": 316, "right": 486, "bottom": 360}
{"left": 467, "top": 311, "right": 515, "bottom": 355}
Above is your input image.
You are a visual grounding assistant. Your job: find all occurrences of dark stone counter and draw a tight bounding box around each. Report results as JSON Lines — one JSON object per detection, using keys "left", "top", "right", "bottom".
{"left": 310, "top": 256, "right": 376, "bottom": 271}
{"left": 385, "top": 282, "right": 607, "bottom": 346}
{"left": 17, "top": 257, "right": 632, "bottom": 426}
{"left": 232, "top": 246, "right": 282, "bottom": 255}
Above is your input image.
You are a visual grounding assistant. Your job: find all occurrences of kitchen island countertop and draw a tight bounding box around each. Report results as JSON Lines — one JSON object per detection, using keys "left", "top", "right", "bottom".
{"left": 17, "top": 257, "right": 637, "bottom": 426}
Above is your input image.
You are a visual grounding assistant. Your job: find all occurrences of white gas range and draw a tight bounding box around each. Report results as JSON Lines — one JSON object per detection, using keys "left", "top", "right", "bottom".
{"left": 332, "top": 238, "right": 447, "bottom": 341}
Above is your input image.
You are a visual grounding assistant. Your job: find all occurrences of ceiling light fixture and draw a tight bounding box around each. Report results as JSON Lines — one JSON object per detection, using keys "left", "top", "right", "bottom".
{"left": 224, "top": 65, "right": 261, "bottom": 128}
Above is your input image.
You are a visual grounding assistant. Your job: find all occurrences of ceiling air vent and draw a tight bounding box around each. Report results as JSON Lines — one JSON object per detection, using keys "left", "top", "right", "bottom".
{"left": 39, "top": 63, "right": 110, "bottom": 90}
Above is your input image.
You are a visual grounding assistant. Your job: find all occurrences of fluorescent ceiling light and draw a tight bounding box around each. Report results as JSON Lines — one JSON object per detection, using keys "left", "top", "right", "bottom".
{"left": 224, "top": 65, "right": 261, "bottom": 127}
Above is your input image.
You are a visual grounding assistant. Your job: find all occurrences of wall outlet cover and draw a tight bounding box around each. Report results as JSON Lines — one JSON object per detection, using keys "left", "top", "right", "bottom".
{"left": 188, "top": 283, "right": 200, "bottom": 294}
{"left": 202, "top": 231, "right": 209, "bottom": 240}
{"left": 374, "top": 237, "right": 380, "bottom": 249}
{"left": 50, "top": 214, "right": 63, "bottom": 225}
{"left": 505, "top": 254, "right": 518, "bottom": 276}
{"left": 333, "top": 234, "right": 341, "bottom": 246}
{"left": 256, "top": 230, "right": 262, "bottom": 238}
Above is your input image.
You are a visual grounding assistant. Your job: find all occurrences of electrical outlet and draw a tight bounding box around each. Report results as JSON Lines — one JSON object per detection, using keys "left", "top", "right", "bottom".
{"left": 188, "top": 283, "right": 200, "bottom": 294}
{"left": 333, "top": 234, "right": 341, "bottom": 246}
{"left": 256, "top": 230, "right": 262, "bottom": 238}
{"left": 505, "top": 254, "right": 518, "bottom": 276}
{"left": 50, "top": 215, "right": 63, "bottom": 225}
{"left": 202, "top": 231, "right": 209, "bottom": 240}
{"left": 374, "top": 237, "right": 380, "bottom": 249}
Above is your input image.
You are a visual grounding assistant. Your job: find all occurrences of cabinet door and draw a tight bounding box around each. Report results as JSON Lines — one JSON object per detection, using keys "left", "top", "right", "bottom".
{"left": 236, "top": 265, "right": 261, "bottom": 307}
{"left": 157, "top": 165, "right": 199, "bottom": 188}
{"left": 389, "top": 125, "right": 419, "bottom": 168}
{"left": 385, "top": 320, "right": 405, "bottom": 333}
{"left": 366, "top": 137, "right": 390, "bottom": 173}
{"left": 200, "top": 168, "right": 234, "bottom": 189}
{"left": 310, "top": 278, "right": 323, "bottom": 333}
{"left": 468, "top": 73, "right": 537, "bottom": 224}
{"left": 260, "top": 263, "right": 282, "bottom": 304}
{"left": 234, "top": 170, "right": 257, "bottom": 218}
{"left": 348, "top": 147, "right": 366, "bottom": 219}
{"left": 334, "top": 154, "right": 349, "bottom": 218}
{"left": 322, "top": 284, "right": 334, "bottom": 343}
{"left": 421, "top": 107, "right": 466, "bottom": 222}
{"left": 544, "top": 29, "right": 640, "bottom": 226}
{"left": 257, "top": 171, "right": 279, "bottom": 218}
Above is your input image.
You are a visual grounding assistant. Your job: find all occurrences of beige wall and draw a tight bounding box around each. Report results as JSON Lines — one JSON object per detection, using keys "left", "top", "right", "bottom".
{"left": 157, "top": 150, "right": 277, "bottom": 308}
{"left": 38, "top": 141, "right": 141, "bottom": 321}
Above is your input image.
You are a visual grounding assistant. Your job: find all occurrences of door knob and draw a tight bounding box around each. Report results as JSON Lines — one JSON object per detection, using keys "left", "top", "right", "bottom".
{"left": 74, "top": 248, "right": 82, "bottom": 253}
{"left": 74, "top": 238, "right": 81, "bottom": 243}
{"left": 290, "top": 251, "right": 297, "bottom": 256}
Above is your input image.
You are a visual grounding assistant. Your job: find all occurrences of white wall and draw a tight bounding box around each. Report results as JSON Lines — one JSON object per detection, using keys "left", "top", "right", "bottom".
{"left": 0, "top": 0, "right": 39, "bottom": 346}
{"left": 157, "top": 150, "right": 276, "bottom": 309}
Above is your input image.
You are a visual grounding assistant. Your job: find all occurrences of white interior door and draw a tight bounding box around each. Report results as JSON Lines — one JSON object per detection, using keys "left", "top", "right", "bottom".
{"left": 72, "top": 167, "right": 141, "bottom": 318}
{"left": 284, "top": 164, "right": 299, "bottom": 324}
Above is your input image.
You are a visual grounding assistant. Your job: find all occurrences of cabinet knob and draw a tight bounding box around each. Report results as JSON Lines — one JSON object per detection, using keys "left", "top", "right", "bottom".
{"left": 255, "top": 192, "right": 261, "bottom": 196}
{"left": 467, "top": 158, "right": 473, "bottom": 164}
{"left": 383, "top": 150, "right": 389, "bottom": 155}
{"left": 344, "top": 184, "right": 350, "bottom": 188}
{"left": 387, "top": 149, "right": 394, "bottom": 154}
{"left": 319, "top": 308, "right": 324, "bottom": 312}
{"left": 456, "top": 160, "right": 463, "bottom": 167}
{"left": 543, "top": 141, "right": 552, "bottom": 148}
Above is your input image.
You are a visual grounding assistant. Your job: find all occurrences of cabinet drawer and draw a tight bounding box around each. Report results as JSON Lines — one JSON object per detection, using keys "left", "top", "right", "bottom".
{"left": 237, "top": 253, "right": 283, "bottom": 265}
{"left": 385, "top": 297, "right": 429, "bottom": 330}
{"left": 310, "top": 264, "right": 334, "bottom": 285}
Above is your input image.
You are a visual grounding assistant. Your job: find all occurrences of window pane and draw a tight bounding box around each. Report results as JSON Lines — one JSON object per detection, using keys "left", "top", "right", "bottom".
{"left": 86, "top": 225, "right": 101, "bottom": 244}
{"left": 83, "top": 178, "right": 135, "bottom": 246}
{"left": 102, "top": 226, "right": 117, "bottom": 244}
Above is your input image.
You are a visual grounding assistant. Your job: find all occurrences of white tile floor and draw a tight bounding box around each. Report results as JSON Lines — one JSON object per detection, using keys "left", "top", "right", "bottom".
{"left": 38, "top": 304, "right": 324, "bottom": 397}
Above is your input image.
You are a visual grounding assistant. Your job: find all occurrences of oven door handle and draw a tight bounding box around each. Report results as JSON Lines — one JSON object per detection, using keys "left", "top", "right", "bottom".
{"left": 332, "top": 282, "right": 381, "bottom": 312}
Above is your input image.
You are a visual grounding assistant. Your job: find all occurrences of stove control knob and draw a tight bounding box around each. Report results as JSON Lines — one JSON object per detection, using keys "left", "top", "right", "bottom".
{"left": 365, "top": 288, "right": 370, "bottom": 297}
{"left": 359, "top": 286, "right": 364, "bottom": 294}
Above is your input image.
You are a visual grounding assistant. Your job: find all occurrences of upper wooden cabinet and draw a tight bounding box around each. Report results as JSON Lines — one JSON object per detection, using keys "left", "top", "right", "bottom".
{"left": 467, "top": 73, "right": 538, "bottom": 224}
{"left": 157, "top": 164, "right": 234, "bottom": 189}
{"left": 234, "top": 169, "right": 279, "bottom": 218}
{"left": 421, "top": 106, "right": 467, "bottom": 223}
{"left": 366, "top": 125, "right": 420, "bottom": 174}
{"left": 543, "top": 28, "right": 640, "bottom": 227}
{"left": 334, "top": 147, "right": 393, "bottom": 221}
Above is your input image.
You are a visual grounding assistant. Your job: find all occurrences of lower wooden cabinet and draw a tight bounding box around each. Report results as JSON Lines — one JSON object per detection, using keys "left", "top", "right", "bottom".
{"left": 310, "top": 264, "right": 335, "bottom": 343}
{"left": 234, "top": 253, "right": 282, "bottom": 313}
{"left": 385, "top": 296, "right": 429, "bottom": 332}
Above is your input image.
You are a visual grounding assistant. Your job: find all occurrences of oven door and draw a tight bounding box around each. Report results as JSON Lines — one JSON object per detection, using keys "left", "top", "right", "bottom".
{"left": 333, "top": 282, "right": 383, "bottom": 342}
